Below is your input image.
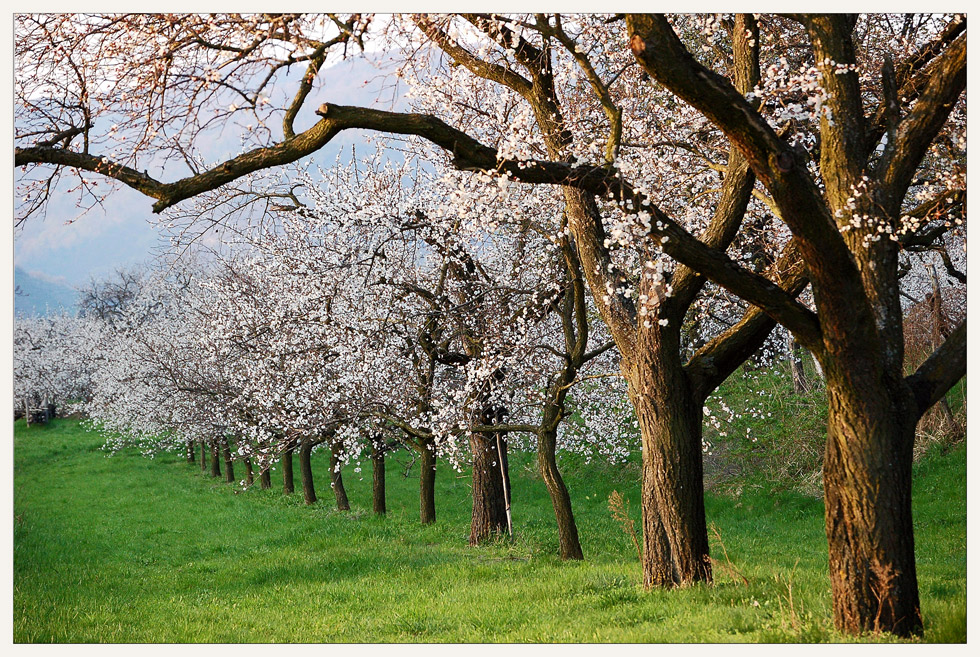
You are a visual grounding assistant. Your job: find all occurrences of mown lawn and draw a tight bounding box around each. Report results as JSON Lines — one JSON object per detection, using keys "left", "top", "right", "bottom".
{"left": 13, "top": 416, "right": 966, "bottom": 643}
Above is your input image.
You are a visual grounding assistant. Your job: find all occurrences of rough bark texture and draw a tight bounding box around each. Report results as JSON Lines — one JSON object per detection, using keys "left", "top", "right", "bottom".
{"left": 199, "top": 441, "right": 207, "bottom": 473}
{"left": 259, "top": 468, "right": 272, "bottom": 490}
{"left": 244, "top": 457, "right": 254, "bottom": 486}
{"left": 537, "top": 425, "right": 583, "bottom": 560}
{"left": 626, "top": 328, "right": 711, "bottom": 587}
{"left": 419, "top": 446, "right": 437, "bottom": 524}
{"left": 823, "top": 375, "right": 922, "bottom": 636}
{"left": 329, "top": 447, "right": 351, "bottom": 511}
{"left": 468, "top": 431, "right": 510, "bottom": 545}
{"left": 299, "top": 440, "right": 316, "bottom": 505}
{"left": 186, "top": 439, "right": 196, "bottom": 464}
{"left": 282, "top": 446, "right": 294, "bottom": 494}
{"left": 371, "top": 439, "right": 387, "bottom": 516}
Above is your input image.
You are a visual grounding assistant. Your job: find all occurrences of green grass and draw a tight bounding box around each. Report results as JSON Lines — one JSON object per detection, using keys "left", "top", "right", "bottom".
{"left": 14, "top": 412, "right": 965, "bottom": 643}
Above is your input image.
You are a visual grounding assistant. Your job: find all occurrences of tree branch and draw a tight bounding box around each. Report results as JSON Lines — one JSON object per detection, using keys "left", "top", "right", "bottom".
{"left": 906, "top": 320, "right": 966, "bottom": 418}
{"left": 875, "top": 33, "right": 966, "bottom": 214}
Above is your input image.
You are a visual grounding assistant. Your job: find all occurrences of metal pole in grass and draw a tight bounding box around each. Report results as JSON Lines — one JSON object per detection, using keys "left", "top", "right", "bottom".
{"left": 495, "top": 432, "right": 513, "bottom": 539}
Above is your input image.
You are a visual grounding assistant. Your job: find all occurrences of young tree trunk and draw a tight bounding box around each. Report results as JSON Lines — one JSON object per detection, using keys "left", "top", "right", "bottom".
{"left": 787, "top": 331, "right": 808, "bottom": 394}
{"left": 260, "top": 468, "right": 272, "bottom": 490}
{"left": 329, "top": 447, "right": 350, "bottom": 511}
{"left": 419, "top": 444, "right": 437, "bottom": 524}
{"left": 282, "top": 446, "right": 295, "bottom": 495}
{"left": 222, "top": 437, "right": 235, "bottom": 484}
{"left": 186, "top": 438, "right": 196, "bottom": 464}
{"left": 299, "top": 440, "right": 316, "bottom": 505}
{"left": 537, "top": 425, "right": 583, "bottom": 560}
{"left": 371, "top": 437, "right": 386, "bottom": 515}
{"left": 625, "top": 334, "right": 711, "bottom": 588}
{"left": 926, "top": 265, "right": 960, "bottom": 434}
{"left": 210, "top": 442, "right": 222, "bottom": 478}
{"left": 200, "top": 440, "right": 207, "bottom": 473}
{"left": 244, "top": 457, "right": 254, "bottom": 486}
{"left": 823, "top": 377, "right": 922, "bottom": 636}
{"left": 468, "top": 431, "right": 510, "bottom": 545}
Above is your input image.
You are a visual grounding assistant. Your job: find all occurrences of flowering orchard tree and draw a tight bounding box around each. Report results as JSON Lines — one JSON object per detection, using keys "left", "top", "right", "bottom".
{"left": 14, "top": 313, "right": 104, "bottom": 422}
{"left": 623, "top": 14, "right": 965, "bottom": 635}
{"left": 84, "top": 264, "right": 231, "bottom": 464}
{"left": 208, "top": 154, "right": 619, "bottom": 550}
{"left": 15, "top": 13, "right": 966, "bottom": 636}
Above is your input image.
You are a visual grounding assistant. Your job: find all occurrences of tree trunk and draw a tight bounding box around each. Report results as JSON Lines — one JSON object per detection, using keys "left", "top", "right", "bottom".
{"left": 537, "top": 425, "right": 583, "bottom": 560}
{"left": 787, "top": 331, "right": 808, "bottom": 394}
{"left": 468, "top": 431, "right": 510, "bottom": 545}
{"left": 625, "top": 334, "right": 711, "bottom": 588}
{"left": 299, "top": 440, "right": 316, "bottom": 505}
{"left": 200, "top": 440, "right": 207, "bottom": 473}
{"left": 222, "top": 437, "right": 235, "bottom": 484}
{"left": 210, "top": 442, "right": 222, "bottom": 478}
{"left": 186, "top": 438, "right": 196, "bottom": 464}
{"left": 926, "top": 265, "right": 960, "bottom": 434}
{"left": 260, "top": 467, "right": 271, "bottom": 490}
{"left": 329, "top": 447, "right": 350, "bottom": 511}
{"left": 371, "top": 437, "right": 386, "bottom": 515}
{"left": 244, "top": 457, "right": 254, "bottom": 486}
{"left": 282, "top": 446, "right": 295, "bottom": 494}
{"left": 823, "top": 377, "right": 922, "bottom": 636}
{"left": 419, "top": 444, "right": 437, "bottom": 524}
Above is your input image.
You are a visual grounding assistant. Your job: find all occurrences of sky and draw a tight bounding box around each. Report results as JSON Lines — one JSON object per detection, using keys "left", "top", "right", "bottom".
{"left": 12, "top": 48, "right": 405, "bottom": 290}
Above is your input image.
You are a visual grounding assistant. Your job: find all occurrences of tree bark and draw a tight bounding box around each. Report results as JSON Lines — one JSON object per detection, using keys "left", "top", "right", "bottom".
{"left": 210, "top": 442, "right": 222, "bottom": 478}
{"left": 788, "top": 331, "right": 808, "bottom": 394}
{"left": 200, "top": 440, "right": 207, "bottom": 473}
{"left": 468, "top": 429, "right": 510, "bottom": 545}
{"left": 626, "top": 330, "right": 711, "bottom": 588}
{"left": 371, "top": 436, "right": 387, "bottom": 515}
{"left": 222, "top": 436, "right": 235, "bottom": 484}
{"left": 244, "top": 457, "right": 254, "bottom": 486}
{"left": 186, "top": 438, "right": 196, "bottom": 464}
{"left": 823, "top": 376, "right": 922, "bottom": 636}
{"left": 537, "top": 425, "right": 583, "bottom": 560}
{"left": 419, "top": 444, "right": 437, "bottom": 524}
{"left": 329, "top": 446, "right": 350, "bottom": 511}
{"left": 299, "top": 440, "right": 316, "bottom": 505}
{"left": 282, "top": 446, "right": 295, "bottom": 494}
{"left": 260, "top": 468, "right": 272, "bottom": 490}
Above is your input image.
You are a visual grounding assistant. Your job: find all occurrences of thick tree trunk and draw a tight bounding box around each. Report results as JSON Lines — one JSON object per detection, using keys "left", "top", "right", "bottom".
{"left": 823, "top": 377, "right": 922, "bottom": 636}
{"left": 200, "top": 440, "right": 207, "bottom": 472}
{"left": 222, "top": 437, "right": 235, "bottom": 484}
{"left": 244, "top": 457, "right": 254, "bottom": 486}
{"left": 626, "top": 333, "right": 711, "bottom": 588}
{"left": 329, "top": 447, "right": 350, "bottom": 511}
{"left": 282, "top": 446, "right": 295, "bottom": 495}
{"left": 210, "top": 442, "right": 222, "bottom": 478}
{"left": 371, "top": 438, "right": 386, "bottom": 515}
{"left": 537, "top": 426, "right": 583, "bottom": 560}
{"left": 299, "top": 440, "right": 316, "bottom": 505}
{"left": 260, "top": 468, "right": 271, "bottom": 490}
{"left": 468, "top": 431, "right": 510, "bottom": 545}
{"left": 186, "top": 439, "right": 196, "bottom": 464}
{"left": 419, "top": 445, "right": 437, "bottom": 524}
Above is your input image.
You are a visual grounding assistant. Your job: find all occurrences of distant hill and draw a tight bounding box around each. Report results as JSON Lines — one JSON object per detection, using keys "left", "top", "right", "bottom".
{"left": 14, "top": 267, "right": 79, "bottom": 317}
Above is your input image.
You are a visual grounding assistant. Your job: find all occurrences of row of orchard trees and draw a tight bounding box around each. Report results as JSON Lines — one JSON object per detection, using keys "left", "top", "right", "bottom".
{"left": 75, "top": 157, "right": 637, "bottom": 550}
{"left": 14, "top": 13, "right": 966, "bottom": 636}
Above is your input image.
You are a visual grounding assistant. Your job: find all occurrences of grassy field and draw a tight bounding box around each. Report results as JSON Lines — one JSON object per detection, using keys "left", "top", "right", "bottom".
{"left": 13, "top": 388, "right": 966, "bottom": 643}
